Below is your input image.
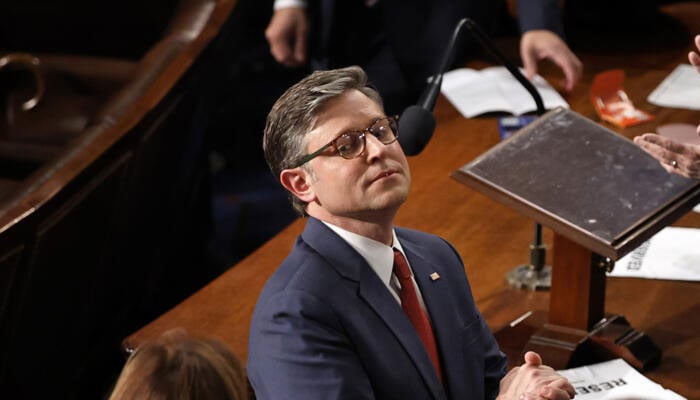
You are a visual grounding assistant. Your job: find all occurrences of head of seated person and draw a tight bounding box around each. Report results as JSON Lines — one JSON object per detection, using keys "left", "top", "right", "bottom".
{"left": 109, "top": 328, "right": 248, "bottom": 400}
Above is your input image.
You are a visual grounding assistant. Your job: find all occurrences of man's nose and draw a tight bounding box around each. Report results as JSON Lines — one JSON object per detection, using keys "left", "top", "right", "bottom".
{"left": 364, "top": 133, "right": 389, "bottom": 160}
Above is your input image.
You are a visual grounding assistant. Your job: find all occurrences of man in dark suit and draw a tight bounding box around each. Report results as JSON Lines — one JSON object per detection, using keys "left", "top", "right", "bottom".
{"left": 264, "top": 0, "right": 582, "bottom": 114}
{"left": 247, "top": 65, "right": 575, "bottom": 400}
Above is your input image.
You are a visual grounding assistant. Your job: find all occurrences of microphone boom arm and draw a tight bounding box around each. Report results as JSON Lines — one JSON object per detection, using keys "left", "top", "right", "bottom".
{"left": 462, "top": 18, "right": 546, "bottom": 116}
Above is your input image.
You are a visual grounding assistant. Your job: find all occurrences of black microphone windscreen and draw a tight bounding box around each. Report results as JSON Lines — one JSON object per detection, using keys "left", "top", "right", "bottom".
{"left": 398, "top": 105, "right": 436, "bottom": 156}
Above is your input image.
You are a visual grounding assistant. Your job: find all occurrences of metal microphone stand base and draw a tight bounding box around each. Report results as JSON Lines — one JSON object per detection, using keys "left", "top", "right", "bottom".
{"left": 506, "top": 243, "right": 551, "bottom": 291}
{"left": 506, "top": 263, "right": 551, "bottom": 291}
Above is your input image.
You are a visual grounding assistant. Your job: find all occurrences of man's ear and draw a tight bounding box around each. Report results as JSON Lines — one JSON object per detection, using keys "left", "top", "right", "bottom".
{"left": 280, "top": 168, "right": 316, "bottom": 203}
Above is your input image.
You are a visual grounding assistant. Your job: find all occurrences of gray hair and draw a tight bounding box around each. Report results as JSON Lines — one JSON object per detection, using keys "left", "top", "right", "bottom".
{"left": 263, "top": 66, "right": 383, "bottom": 216}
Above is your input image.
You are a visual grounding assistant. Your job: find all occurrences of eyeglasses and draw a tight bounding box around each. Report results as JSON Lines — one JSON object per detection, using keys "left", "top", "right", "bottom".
{"left": 293, "top": 115, "right": 399, "bottom": 168}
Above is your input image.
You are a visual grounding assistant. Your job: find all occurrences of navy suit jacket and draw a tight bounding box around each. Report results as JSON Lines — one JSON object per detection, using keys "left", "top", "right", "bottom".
{"left": 248, "top": 217, "right": 508, "bottom": 399}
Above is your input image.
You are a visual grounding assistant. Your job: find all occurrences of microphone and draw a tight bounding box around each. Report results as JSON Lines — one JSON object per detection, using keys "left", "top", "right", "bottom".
{"left": 397, "top": 101, "right": 436, "bottom": 156}
{"left": 398, "top": 19, "right": 468, "bottom": 156}
{"left": 459, "top": 19, "right": 552, "bottom": 290}
{"left": 398, "top": 18, "right": 547, "bottom": 156}
{"left": 399, "top": 17, "right": 552, "bottom": 290}
{"left": 461, "top": 18, "right": 551, "bottom": 290}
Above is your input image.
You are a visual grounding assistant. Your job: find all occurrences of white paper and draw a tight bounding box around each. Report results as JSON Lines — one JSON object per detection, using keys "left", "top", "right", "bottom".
{"left": 441, "top": 66, "right": 569, "bottom": 118}
{"left": 609, "top": 226, "right": 700, "bottom": 281}
{"left": 557, "top": 359, "right": 686, "bottom": 400}
{"left": 647, "top": 64, "right": 700, "bottom": 110}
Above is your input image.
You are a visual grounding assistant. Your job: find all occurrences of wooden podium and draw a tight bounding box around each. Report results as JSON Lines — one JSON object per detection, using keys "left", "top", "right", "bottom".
{"left": 452, "top": 108, "right": 700, "bottom": 370}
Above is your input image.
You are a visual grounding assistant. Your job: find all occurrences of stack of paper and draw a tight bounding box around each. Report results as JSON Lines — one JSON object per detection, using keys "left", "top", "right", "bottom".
{"left": 609, "top": 226, "right": 700, "bottom": 281}
{"left": 557, "top": 359, "right": 686, "bottom": 399}
{"left": 647, "top": 64, "right": 700, "bottom": 110}
{"left": 440, "top": 66, "right": 569, "bottom": 118}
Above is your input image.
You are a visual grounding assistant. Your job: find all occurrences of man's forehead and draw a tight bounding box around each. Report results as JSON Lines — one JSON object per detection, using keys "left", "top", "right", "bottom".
{"left": 308, "top": 90, "right": 382, "bottom": 131}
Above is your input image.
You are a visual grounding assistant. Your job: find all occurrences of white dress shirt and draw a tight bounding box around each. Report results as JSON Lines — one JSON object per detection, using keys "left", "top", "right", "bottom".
{"left": 322, "top": 221, "right": 428, "bottom": 312}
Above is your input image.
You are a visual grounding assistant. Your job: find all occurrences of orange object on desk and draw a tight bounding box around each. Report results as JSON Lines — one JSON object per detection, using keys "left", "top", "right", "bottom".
{"left": 591, "top": 69, "right": 654, "bottom": 128}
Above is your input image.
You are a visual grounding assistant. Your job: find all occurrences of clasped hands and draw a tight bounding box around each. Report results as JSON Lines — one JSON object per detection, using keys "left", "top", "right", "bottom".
{"left": 497, "top": 351, "right": 575, "bottom": 400}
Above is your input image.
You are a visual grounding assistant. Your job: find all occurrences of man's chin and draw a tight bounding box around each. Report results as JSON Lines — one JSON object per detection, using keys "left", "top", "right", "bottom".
{"left": 371, "top": 190, "right": 409, "bottom": 212}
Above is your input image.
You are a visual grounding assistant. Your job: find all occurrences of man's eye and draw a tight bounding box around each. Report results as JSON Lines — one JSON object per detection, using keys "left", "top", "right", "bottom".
{"left": 337, "top": 142, "right": 353, "bottom": 153}
{"left": 335, "top": 134, "right": 357, "bottom": 153}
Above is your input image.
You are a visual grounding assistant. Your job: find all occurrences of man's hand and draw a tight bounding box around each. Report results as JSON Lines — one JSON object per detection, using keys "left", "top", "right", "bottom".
{"left": 520, "top": 30, "right": 582, "bottom": 92}
{"left": 265, "top": 7, "right": 308, "bottom": 67}
{"left": 497, "top": 351, "right": 575, "bottom": 400}
{"left": 634, "top": 133, "right": 700, "bottom": 179}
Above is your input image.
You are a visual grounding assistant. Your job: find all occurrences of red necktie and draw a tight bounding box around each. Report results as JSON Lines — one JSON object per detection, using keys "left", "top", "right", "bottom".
{"left": 393, "top": 249, "right": 443, "bottom": 381}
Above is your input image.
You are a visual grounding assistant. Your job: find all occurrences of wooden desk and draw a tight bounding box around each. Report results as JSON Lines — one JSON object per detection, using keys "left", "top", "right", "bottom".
{"left": 124, "top": 3, "right": 700, "bottom": 398}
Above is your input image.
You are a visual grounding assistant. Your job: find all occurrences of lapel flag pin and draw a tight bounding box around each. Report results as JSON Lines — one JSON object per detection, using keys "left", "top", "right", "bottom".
{"left": 430, "top": 272, "right": 440, "bottom": 281}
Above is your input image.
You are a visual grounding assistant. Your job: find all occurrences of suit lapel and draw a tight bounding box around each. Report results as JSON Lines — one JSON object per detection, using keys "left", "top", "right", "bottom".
{"left": 357, "top": 266, "right": 446, "bottom": 400}
{"left": 401, "top": 238, "right": 466, "bottom": 399}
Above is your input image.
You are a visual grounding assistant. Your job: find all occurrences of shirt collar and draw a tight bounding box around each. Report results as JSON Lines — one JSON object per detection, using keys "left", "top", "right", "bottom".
{"left": 321, "top": 221, "right": 406, "bottom": 288}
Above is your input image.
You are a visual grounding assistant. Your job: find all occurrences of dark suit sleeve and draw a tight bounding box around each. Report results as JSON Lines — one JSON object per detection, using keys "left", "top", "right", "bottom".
{"left": 517, "top": 0, "right": 565, "bottom": 36}
{"left": 247, "top": 289, "right": 376, "bottom": 400}
{"left": 481, "top": 314, "right": 508, "bottom": 399}
{"left": 441, "top": 238, "right": 508, "bottom": 399}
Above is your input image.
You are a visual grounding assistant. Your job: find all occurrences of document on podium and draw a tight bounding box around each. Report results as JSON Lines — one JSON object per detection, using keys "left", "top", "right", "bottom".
{"left": 609, "top": 226, "right": 700, "bottom": 281}
{"left": 441, "top": 66, "right": 569, "bottom": 118}
{"left": 557, "top": 359, "right": 686, "bottom": 399}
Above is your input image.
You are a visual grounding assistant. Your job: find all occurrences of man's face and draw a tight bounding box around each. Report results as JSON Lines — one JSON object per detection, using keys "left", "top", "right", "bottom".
{"left": 298, "top": 89, "right": 411, "bottom": 223}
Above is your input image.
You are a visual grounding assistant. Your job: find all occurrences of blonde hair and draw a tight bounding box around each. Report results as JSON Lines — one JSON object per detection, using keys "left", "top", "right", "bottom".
{"left": 109, "top": 329, "right": 248, "bottom": 400}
